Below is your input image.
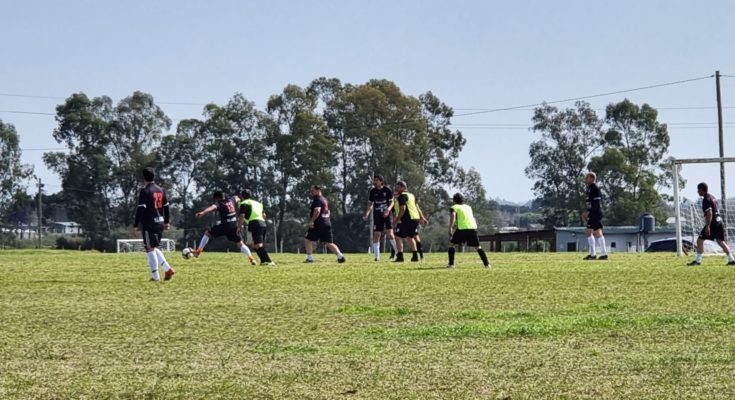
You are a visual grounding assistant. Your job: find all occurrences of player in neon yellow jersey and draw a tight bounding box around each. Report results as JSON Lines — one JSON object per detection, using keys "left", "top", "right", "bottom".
{"left": 447, "top": 192, "right": 491, "bottom": 269}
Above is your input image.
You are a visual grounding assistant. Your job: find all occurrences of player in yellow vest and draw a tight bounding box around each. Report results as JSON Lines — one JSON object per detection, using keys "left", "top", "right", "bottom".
{"left": 447, "top": 193, "right": 491, "bottom": 269}
{"left": 393, "top": 181, "right": 428, "bottom": 262}
{"left": 238, "top": 190, "right": 274, "bottom": 265}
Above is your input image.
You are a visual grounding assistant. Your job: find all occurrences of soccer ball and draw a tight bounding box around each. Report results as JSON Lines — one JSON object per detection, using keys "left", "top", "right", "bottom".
{"left": 181, "top": 247, "right": 194, "bottom": 260}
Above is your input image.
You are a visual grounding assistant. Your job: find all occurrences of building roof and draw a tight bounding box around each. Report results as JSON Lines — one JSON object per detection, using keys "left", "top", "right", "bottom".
{"left": 554, "top": 226, "right": 676, "bottom": 235}
{"left": 51, "top": 221, "right": 81, "bottom": 227}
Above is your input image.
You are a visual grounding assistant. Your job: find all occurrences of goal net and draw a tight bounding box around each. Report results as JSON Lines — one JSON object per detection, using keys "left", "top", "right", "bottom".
{"left": 673, "top": 157, "right": 735, "bottom": 256}
{"left": 116, "top": 239, "right": 176, "bottom": 253}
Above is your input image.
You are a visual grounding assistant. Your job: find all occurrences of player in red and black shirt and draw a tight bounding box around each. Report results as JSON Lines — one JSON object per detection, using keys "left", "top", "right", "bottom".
{"left": 194, "top": 191, "right": 257, "bottom": 265}
{"left": 688, "top": 182, "right": 735, "bottom": 266}
{"left": 134, "top": 167, "right": 175, "bottom": 282}
{"left": 582, "top": 172, "right": 608, "bottom": 260}
{"left": 304, "top": 185, "right": 346, "bottom": 263}
{"left": 363, "top": 175, "right": 398, "bottom": 262}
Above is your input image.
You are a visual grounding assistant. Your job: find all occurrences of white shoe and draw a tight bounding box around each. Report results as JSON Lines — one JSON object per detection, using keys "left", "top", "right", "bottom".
{"left": 485, "top": 264, "right": 492, "bottom": 269}
{"left": 446, "top": 264, "right": 455, "bottom": 269}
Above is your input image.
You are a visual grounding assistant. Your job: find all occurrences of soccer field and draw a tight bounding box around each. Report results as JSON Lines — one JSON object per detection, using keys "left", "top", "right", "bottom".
{"left": 2, "top": 251, "right": 735, "bottom": 399}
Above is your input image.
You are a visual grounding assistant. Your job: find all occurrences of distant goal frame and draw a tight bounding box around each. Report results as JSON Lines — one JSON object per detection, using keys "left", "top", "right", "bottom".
{"left": 116, "top": 238, "right": 176, "bottom": 253}
{"left": 672, "top": 157, "right": 735, "bottom": 256}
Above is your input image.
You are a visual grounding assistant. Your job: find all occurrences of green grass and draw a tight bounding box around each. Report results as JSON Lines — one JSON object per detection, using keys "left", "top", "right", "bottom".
{"left": 2, "top": 250, "right": 735, "bottom": 399}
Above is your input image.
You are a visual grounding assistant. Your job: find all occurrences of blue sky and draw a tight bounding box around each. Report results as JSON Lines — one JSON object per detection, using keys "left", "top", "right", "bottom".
{"left": 2, "top": 0, "right": 734, "bottom": 202}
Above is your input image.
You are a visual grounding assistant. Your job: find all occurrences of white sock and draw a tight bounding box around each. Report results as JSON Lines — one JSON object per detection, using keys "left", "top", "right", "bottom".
{"left": 727, "top": 252, "right": 735, "bottom": 262}
{"left": 240, "top": 244, "right": 252, "bottom": 257}
{"left": 336, "top": 252, "right": 344, "bottom": 260}
{"left": 389, "top": 239, "right": 397, "bottom": 252}
{"left": 373, "top": 243, "right": 380, "bottom": 259}
{"left": 147, "top": 251, "right": 160, "bottom": 280}
{"left": 587, "top": 236, "right": 596, "bottom": 256}
{"left": 306, "top": 254, "right": 314, "bottom": 261}
{"left": 695, "top": 253, "right": 704, "bottom": 263}
{"left": 198, "top": 235, "right": 209, "bottom": 250}
{"left": 596, "top": 236, "right": 608, "bottom": 256}
{"left": 155, "top": 248, "right": 171, "bottom": 272}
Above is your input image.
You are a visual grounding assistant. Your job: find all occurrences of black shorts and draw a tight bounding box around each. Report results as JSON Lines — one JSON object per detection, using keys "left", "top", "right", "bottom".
{"left": 373, "top": 213, "right": 393, "bottom": 232}
{"left": 248, "top": 220, "right": 267, "bottom": 244}
{"left": 700, "top": 220, "right": 725, "bottom": 241}
{"left": 451, "top": 229, "right": 480, "bottom": 247}
{"left": 209, "top": 223, "right": 242, "bottom": 243}
{"left": 586, "top": 216, "right": 603, "bottom": 231}
{"left": 305, "top": 224, "right": 334, "bottom": 243}
{"left": 142, "top": 225, "right": 164, "bottom": 249}
{"left": 395, "top": 220, "right": 419, "bottom": 238}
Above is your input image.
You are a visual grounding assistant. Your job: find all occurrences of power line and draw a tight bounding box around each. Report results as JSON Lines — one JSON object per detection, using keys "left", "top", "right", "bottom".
{"left": 0, "top": 110, "right": 55, "bottom": 116}
{"left": 453, "top": 75, "right": 715, "bottom": 117}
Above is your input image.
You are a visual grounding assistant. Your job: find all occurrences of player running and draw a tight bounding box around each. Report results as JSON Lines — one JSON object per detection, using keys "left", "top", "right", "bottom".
{"left": 582, "top": 172, "right": 608, "bottom": 260}
{"left": 133, "top": 167, "right": 175, "bottom": 282}
{"left": 447, "top": 193, "right": 491, "bottom": 269}
{"left": 304, "top": 185, "right": 346, "bottom": 264}
{"left": 238, "top": 190, "right": 274, "bottom": 266}
{"left": 688, "top": 182, "right": 735, "bottom": 266}
{"left": 193, "top": 191, "right": 257, "bottom": 266}
{"left": 363, "top": 175, "right": 398, "bottom": 262}
{"left": 392, "top": 181, "right": 428, "bottom": 262}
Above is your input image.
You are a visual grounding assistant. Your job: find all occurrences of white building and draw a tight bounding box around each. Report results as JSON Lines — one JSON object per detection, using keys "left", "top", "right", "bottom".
{"left": 49, "top": 222, "right": 83, "bottom": 235}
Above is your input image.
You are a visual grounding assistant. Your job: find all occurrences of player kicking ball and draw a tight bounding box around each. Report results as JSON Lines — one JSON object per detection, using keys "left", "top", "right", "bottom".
{"left": 134, "top": 167, "right": 175, "bottom": 282}
{"left": 447, "top": 193, "right": 491, "bottom": 269}
{"left": 688, "top": 182, "right": 735, "bottom": 266}
{"left": 582, "top": 172, "right": 609, "bottom": 260}
{"left": 193, "top": 191, "right": 257, "bottom": 266}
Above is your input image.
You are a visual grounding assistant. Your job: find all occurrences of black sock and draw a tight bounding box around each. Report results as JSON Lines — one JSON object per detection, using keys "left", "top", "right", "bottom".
{"left": 477, "top": 248, "right": 489, "bottom": 266}
{"left": 416, "top": 241, "right": 424, "bottom": 258}
{"left": 448, "top": 247, "right": 456, "bottom": 265}
{"left": 257, "top": 247, "right": 271, "bottom": 262}
{"left": 412, "top": 251, "right": 419, "bottom": 259}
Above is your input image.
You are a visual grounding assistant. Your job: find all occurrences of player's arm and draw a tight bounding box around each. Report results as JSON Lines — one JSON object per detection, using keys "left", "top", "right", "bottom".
{"left": 134, "top": 189, "right": 145, "bottom": 230}
{"left": 363, "top": 201, "right": 374, "bottom": 221}
{"left": 448, "top": 209, "right": 456, "bottom": 237}
{"left": 195, "top": 204, "right": 217, "bottom": 219}
{"left": 704, "top": 208, "right": 713, "bottom": 234}
{"left": 163, "top": 192, "right": 171, "bottom": 229}
{"left": 309, "top": 207, "right": 321, "bottom": 228}
{"left": 416, "top": 202, "right": 428, "bottom": 226}
{"left": 384, "top": 198, "right": 394, "bottom": 218}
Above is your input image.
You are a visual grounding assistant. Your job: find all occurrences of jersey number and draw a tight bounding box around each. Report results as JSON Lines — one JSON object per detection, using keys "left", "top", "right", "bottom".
{"left": 153, "top": 193, "right": 164, "bottom": 209}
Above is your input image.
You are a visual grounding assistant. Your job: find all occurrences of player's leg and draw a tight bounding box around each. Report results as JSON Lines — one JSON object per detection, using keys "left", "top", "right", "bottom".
{"left": 304, "top": 227, "right": 320, "bottom": 263}
{"left": 594, "top": 228, "right": 608, "bottom": 260}
{"left": 387, "top": 227, "right": 397, "bottom": 261}
{"left": 143, "top": 230, "right": 161, "bottom": 281}
{"left": 251, "top": 224, "right": 273, "bottom": 265}
{"left": 415, "top": 233, "right": 424, "bottom": 260}
{"left": 689, "top": 234, "right": 706, "bottom": 266}
{"left": 393, "top": 224, "right": 406, "bottom": 262}
{"left": 408, "top": 223, "right": 420, "bottom": 262}
{"left": 584, "top": 228, "right": 596, "bottom": 260}
{"left": 372, "top": 229, "right": 383, "bottom": 261}
{"left": 322, "top": 226, "right": 345, "bottom": 263}
{"left": 468, "top": 230, "right": 491, "bottom": 268}
{"left": 195, "top": 230, "right": 213, "bottom": 257}
{"left": 230, "top": 226, "right": 256, "bottom": 265}
{"left": 447, "top": 231, "right": 458, "bottom": 268}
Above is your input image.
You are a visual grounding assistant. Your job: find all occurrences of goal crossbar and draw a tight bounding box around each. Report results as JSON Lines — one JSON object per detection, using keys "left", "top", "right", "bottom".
{"left": 672, "top": 157, "right": 734, "bottom": 256}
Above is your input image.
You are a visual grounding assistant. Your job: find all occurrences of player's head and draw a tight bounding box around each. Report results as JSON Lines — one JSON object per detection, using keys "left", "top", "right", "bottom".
{"left": 240, "top": 190, "right": 251, "bottom": 200}
{"left": 212, "top": 190, "right": 224, "bottom": 201}
{"left": 697, "top": 182, "right": 709, "bottom": 196}
{"left": 373, "top": 175, "right": 385, "bottom": 188}
{"left": 585, "top": 172, "right": 597, "bottom": 185}
{"left": 142, "top": 167, "right": 155, "bottom": 183}
{"left": 452, "top": 193, "right": 465, "bottom": 204}
{"left": 395, "top": 181, "right": 407, "bottom": 194}
{"left": 309, "top": 185, "right": 322, "bottom": 197}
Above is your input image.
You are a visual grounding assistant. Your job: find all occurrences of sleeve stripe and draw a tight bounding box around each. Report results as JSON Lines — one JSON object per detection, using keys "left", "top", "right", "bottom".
{"left": 138, "top": 205, "right": 146, "bottom": 208}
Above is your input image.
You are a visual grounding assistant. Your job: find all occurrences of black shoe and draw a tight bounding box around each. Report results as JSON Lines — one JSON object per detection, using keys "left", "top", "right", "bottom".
{"left": 598, "top": 255, "right": 608, "bottom": 260}
{"left": 392, "top": 255, "right": 404, "bottom": 263}
{"left": 583, "top": 255, "right": 597, "bottom": 261}
{"left": 727, "top": 260, "right": 735, "bottom": 266}
{"left": 687, "top": 260, "right": 701, "bottom": 266}
{"left": 410, "top": 255, "right": 420, "bottom": 262}
{"left": 304, "top": 258, "right": 314, "bottom": 264}
{"left": 338, "top": 257, "right": 346, "bottom": 264}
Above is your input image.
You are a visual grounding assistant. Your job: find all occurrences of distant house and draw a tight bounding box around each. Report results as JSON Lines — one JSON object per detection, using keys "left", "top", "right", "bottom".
{"left": 481, "top": 226, "right": 677, "bottom": 253}
{"left": 49, "top": 222, "right": 83, "bottom": 235}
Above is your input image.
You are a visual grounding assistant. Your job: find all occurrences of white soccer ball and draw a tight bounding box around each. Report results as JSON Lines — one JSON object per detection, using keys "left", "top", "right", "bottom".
{"left": 181, "top": 247, "right": 194, "bottom": 260}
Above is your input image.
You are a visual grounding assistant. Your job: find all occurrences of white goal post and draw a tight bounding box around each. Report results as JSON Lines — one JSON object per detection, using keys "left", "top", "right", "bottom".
{"left": 116, "top": 239, "right": 176, "bottom": 253}
{"left": 673, "top": 157, "right": 735, "bottom": 256}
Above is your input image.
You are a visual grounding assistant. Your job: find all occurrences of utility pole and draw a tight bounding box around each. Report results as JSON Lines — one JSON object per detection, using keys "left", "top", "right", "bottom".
{"left": 36, "top": 177, "right": 43, "bottom": 248}
{"left": 716, "top": 71, "right": 728, "bottom": 240}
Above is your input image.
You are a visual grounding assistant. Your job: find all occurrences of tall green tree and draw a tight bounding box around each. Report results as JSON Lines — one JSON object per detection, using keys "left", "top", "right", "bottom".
{"left": 0, "top": 119, "right": 33, "bottom": 223}
{"left": 525, "top": 102, "right": 605, "bottom": 228}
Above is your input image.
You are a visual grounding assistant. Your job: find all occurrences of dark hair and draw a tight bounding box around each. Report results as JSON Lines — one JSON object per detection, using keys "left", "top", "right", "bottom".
{"left": 374, "top": 175, "right": 384, "bottom": 183}
{"left": 142, "top": 167, "right": 155, "bottom": 182}
{"left": 396, "top": 181, "right": 407, "bottom": 189}
{"left": 213, "top": 191, "right": 224, "bottom": 200}
{"left": 311, "top": 185, "right": 322, "bottom": 191}
{"left": 452, "top": 193, "right": 465, "bottom": 204}
{"left": 697, "top": 182, "right": 709, "bottom": 193}
{"left": 240, "top": 190, "right": 251, "bottom": 199}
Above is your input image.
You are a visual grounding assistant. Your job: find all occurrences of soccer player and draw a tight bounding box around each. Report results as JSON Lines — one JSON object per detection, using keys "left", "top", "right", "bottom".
{"left": 133, "top": 167, "right": 175, "bottom": 282}
{"left": 238, "top": 190, "right": 274, "bottom": 266}
{"left": 582, "top": 172, "right": 608, "bottom": 260}
{"left": 304, "top": 185, "right": 346, "bottom": 264}
{"left": 392, "top": 181, "right": 428, "bottom": 262}
{"left": 447, "top": 193, "right": 491, "bottom": 269}
{"left": 363, "top": 175, "right": 398, "bottom": 261}
{"left": 194, "top": 191, "right": 257, "bottom": 266}
{"left": 688, "top": 182, "right": 735, "bottom": 266}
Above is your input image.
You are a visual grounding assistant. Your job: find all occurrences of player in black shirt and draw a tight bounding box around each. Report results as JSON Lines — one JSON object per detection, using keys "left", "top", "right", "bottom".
{"left": 582, "top": 172, "right": 608, "bottom": 260}
{"left": 133, "top": 167, "right": 175, "bottom": 282}
{"left": 304, "top": 185, "right": 346, "bottom": 263}
{"left": 688, "top": 182, "right": 735, "bottom": 266}
{"left": 194, "top": 191, "right": 257, "bottom": 265}
{"left": 363, "top": 175, "right": 398, "bottom": 262}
